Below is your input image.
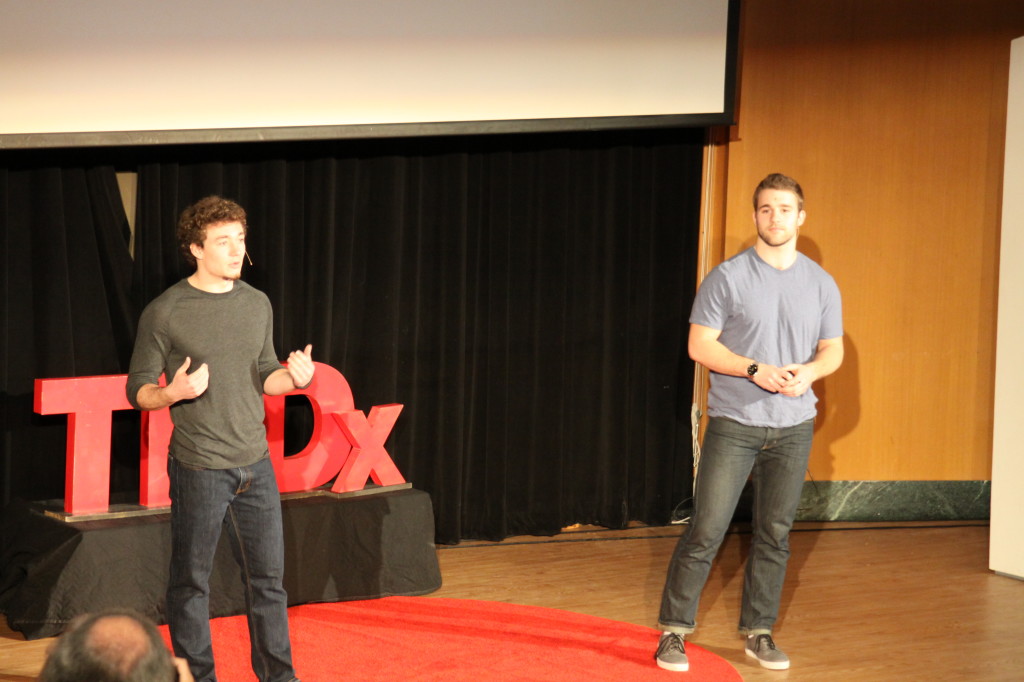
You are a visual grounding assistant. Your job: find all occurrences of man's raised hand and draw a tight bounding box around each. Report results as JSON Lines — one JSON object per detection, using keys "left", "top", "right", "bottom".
{"left": 167, "top": 356, "right": 209, "bottom": 402}
{"left": 287, "top": 344, "right": 315, "bottom": 390}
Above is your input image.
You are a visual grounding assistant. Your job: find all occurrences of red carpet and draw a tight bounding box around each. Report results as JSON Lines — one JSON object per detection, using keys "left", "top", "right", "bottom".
{"left": 160, "top": 597, "right": 741, "bottom": 681}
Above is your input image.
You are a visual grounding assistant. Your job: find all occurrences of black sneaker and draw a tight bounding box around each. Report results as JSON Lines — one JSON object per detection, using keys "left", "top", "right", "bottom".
{"left": 745, "top": 633, "right": 790, "bottom": 670}
{"left": 654, "top": 632, "right": 689, "bottom": 672}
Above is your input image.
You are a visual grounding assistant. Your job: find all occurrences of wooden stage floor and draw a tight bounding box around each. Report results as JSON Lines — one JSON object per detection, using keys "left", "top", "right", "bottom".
{"left": 2, "top": 521, "right": 1020, "bottom": 681}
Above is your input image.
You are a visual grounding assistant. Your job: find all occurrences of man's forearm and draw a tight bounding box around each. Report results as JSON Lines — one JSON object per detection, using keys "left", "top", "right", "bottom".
{"left": 691, "top": 340, "right": 754, "bottom": 377}
{"left": 134, "top": 383, "right": 177, "bottom": 410}
{"left": 689, "top": 324, "right": 755, "bottom": 377}
{"left": 803, "top": 338, "right": 844, "bottom": 382}
{"left": 263, "top": 368, "right": 299, "bottom": 396}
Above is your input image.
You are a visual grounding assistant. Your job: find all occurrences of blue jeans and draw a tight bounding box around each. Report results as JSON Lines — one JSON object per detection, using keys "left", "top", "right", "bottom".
{"left": 167, "top": 455, "right": 297, "bottom": 682}
{"left": 658, "top": 416, "right": 814, "bottom": 636}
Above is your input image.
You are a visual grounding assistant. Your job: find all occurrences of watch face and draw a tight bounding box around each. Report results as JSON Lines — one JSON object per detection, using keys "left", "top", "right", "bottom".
{"left": 747, "top": 363, "right": 758, "bottom": 377}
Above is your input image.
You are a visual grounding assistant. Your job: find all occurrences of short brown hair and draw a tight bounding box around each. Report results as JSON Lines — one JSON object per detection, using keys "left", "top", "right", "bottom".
{"left": 177, "top": 196, "right": 247, "bottom": 267}
{"left": 37, "top": 609, "right": 177, "bottom": 682}
{"left": 753, "top": 173, "right": 804, "bottom": 211}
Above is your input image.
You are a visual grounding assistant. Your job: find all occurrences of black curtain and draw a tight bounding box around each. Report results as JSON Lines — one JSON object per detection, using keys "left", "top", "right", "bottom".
{"left": 130, "top": 130, "right": 701, "bottom": 542}
{"left": 0, "top": 157, "right": 137, "bottom": 506}
{"left": 1, "top": 128, "right": 700, "bottom": 544}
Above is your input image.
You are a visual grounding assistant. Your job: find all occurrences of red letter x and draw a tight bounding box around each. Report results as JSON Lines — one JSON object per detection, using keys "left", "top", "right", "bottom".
{"left": 332, "top": 404, "right": 406, "bottom": 493}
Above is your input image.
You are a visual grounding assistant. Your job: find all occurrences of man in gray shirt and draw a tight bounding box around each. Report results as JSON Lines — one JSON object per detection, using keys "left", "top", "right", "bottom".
{"left": 127, "top": 196, "right": 313, "bottom": 682}
{"left": 654, "top": 173, "right": 843, "bottom": 673}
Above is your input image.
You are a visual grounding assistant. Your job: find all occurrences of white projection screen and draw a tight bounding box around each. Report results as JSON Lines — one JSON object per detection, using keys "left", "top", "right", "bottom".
{"left": 0, "top": 0, "right": 739, "bottom": 148}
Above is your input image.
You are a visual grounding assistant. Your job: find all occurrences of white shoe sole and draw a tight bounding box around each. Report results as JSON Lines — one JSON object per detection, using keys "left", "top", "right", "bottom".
{"left": 656, "top": 659, "right": 690, "bottom": 672}
{"left": 745, "top": 648, "right": 790, "bottom": 670}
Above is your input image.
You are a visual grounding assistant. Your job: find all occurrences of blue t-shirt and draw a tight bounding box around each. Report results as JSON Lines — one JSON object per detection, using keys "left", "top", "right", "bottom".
{"left": 690, "top": 247, "right": 843, "bottom": 428}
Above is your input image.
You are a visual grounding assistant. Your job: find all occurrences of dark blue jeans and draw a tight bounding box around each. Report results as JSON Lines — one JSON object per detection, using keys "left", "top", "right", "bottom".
{"left": 658, "top": 416, "right": 814, "bottom": 636}
{"left": 167, "top": 455, "right": 297, "bottom": 682}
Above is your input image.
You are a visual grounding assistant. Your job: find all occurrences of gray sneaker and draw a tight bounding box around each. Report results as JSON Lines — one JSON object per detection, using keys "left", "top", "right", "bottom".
{"left": 654, "top": 632, "right": 689, "bottom": 672}
{"left": 745, "top": 633, "right": 790, "bottom": 670}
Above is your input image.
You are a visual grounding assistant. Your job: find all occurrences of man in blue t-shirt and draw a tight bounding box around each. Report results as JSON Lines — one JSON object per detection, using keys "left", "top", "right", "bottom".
{"left": 654, "top": 173, "right": 844, "bottom": 673}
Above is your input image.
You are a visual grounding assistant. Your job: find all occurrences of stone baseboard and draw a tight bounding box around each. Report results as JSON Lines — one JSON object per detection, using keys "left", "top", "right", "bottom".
{"left": 794, "top": 480, "right": 990, "bottom": 522}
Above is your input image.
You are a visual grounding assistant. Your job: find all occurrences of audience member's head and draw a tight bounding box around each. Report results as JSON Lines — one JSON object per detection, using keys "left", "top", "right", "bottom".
{"left": 38, "top": 609, "right": 191, "bottom": 682}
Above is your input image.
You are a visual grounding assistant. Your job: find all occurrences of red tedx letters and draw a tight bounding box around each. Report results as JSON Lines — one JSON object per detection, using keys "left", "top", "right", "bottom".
{"left": 33, "top": 361, "right": 406, "bottom": 514}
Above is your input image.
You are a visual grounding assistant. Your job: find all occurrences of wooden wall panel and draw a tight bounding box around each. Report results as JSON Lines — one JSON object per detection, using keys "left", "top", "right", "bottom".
{"left": 717, "top": 1, "right": 1024, "bottom": 480}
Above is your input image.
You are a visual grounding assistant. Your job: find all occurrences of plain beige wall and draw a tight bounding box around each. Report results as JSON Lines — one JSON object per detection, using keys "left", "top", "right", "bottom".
{"left": 709, "top": 0, "right": 1024, "bottom": 481}
{"left": 990, "top": 37, "right": 1023, "bottom": 578}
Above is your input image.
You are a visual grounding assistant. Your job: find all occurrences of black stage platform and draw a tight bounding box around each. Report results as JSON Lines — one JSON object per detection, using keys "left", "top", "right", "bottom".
{"left": 0, "top": 487, "right": 442, "bottom": 639}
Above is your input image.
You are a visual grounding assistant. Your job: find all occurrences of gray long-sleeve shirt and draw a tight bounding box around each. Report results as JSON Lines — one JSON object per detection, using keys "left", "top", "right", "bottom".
{"left": 126, "top": 279, "right": 284, "bottom": 468}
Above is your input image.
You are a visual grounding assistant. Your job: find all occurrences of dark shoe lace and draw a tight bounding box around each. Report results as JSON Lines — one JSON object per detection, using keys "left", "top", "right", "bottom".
{"left": 655, "top": 632, "right": 686, "bottom": 659}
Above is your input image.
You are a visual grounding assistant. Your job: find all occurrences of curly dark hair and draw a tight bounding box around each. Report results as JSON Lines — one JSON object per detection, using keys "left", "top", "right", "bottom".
{"left": 177, "top": 196, "right": 248, "bottom": 267}
{"left": 753, "top": 173, "right": 804, "bottom": 211}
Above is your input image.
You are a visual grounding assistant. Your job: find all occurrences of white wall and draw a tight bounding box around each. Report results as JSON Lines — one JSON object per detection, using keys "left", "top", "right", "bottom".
{"left": 990, "top": 36, "right": 1024, "bottom": 581}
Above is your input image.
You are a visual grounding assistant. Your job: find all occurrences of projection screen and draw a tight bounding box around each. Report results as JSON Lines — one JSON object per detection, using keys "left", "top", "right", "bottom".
{"left": 0, "top": 0, "right": 739, "bottom": 148}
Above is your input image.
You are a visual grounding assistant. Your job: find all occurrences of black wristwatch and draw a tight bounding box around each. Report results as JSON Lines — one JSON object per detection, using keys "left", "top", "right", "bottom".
{"left": 746, "top": 362, "right": 759, "bottom": 378}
